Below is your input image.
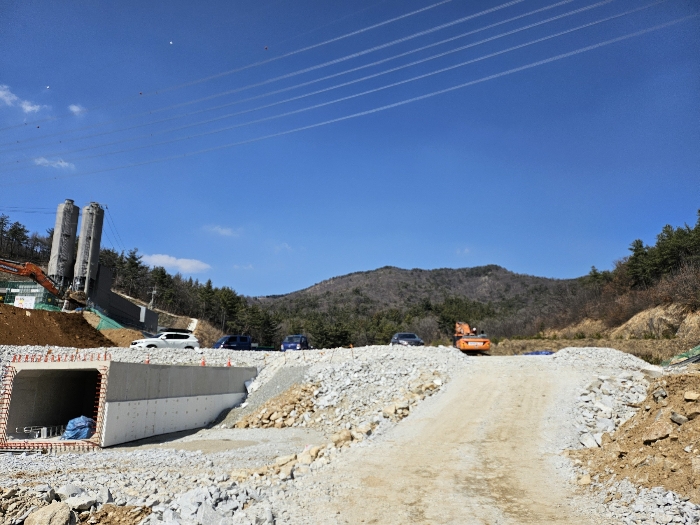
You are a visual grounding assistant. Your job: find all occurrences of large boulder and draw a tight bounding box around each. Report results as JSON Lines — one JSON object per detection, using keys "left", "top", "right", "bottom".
{"left": 25, "top": 502, "right": 72, "bottom": 525}
{"left": 63, "top": 494, "right": 95, "bottom": 511}
{"left": 55, "top": 485, "right": 83, "bottom": 502}
{"left": 643, "top": 420, "right": 674, "bottom": 444}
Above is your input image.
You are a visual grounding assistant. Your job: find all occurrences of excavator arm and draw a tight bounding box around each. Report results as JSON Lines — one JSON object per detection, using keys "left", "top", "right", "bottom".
{"left": 0, "top": 258, "right": 62, "bottom": 298}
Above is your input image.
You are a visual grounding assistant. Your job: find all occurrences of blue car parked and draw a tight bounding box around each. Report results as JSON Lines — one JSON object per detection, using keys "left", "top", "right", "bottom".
{"left": 213, "top": 335, "right": 253, "bottom": 350}
{"left": 281, "top": 334, "right": 310, "bottom": 351}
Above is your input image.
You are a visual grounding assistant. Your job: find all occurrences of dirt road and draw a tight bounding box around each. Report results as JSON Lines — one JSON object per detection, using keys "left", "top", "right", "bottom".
{"left": 300, "top": 357, "right": 606, "bottom": 524}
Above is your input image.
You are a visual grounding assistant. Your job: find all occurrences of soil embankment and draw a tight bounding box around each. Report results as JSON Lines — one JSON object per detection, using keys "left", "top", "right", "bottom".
{"left": 581, "top": 371, "right": 700, "bottom": 502}
{"left": 0, "top": 303, "right": 112, "bottom": 348}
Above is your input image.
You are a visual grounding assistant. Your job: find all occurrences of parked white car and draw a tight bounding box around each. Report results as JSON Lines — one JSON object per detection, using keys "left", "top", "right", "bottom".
{"left": 130, "top": 331, "right": 200, "bottom": 350}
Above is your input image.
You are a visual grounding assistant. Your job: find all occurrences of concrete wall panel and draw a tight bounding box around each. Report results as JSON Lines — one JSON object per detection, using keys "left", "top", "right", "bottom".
{"left": 101, "top": 393, "right": 244, "bottom": 447}
{"left": 104, "top": 362, "right": 256, "bottom": 402}
{"left": 3, "top": 362, "right": 256, "bottom": 448}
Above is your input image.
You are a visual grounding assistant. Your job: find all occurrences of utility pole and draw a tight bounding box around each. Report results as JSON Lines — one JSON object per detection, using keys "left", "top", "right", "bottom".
{"left": 148, "top": 285, "right": 157, "bottom": 309}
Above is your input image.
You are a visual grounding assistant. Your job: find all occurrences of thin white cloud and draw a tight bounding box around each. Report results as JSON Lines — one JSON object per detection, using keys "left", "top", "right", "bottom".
{"left": 0, "top": 85, "right": 45, "bottom": 113}
{"left": 34, "top": 157, "right": 75, "bottom": 169}
{"left": 0, "top": 86, "right": 19, "bottom": 106}
{"left": 456, "top": 247, "right": 470, "bottom": 255}
{"left": 233, "top": 264, "right": 254, "bottom": 270}
{"left": 274, "top": 242, "right": 292, "bottom": 253}
{"left": 142, "top": 254, "right": 211, "bottom": 273}
{"left": 20, "top": 100, "right": 41, "bottom": 113}
{"left": 204, "top": 225, "right": 242, "bottom": 237}
{"left": 68, "top": 104, "right": 86, "bottom": 115}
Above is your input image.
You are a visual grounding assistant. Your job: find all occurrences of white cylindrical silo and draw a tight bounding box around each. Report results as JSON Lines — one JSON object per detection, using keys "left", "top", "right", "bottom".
{"left": 73, "top": 202, "right": 104, "bottom": 295}
{"left": 48, "top": 199, "right": 79, "bottom": 289}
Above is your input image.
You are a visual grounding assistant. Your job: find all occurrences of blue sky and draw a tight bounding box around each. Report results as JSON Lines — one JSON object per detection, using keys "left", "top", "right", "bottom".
{"left": 1, "top": 0, "right": 698, "bottom": 296}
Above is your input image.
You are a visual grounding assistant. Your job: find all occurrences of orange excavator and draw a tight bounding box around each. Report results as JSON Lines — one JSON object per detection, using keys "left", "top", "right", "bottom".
{"left": 453, "top": 322, "right": 490, "bottom": 354}
{"left": 0, "top": 258, "right": 86, "bottom": 306}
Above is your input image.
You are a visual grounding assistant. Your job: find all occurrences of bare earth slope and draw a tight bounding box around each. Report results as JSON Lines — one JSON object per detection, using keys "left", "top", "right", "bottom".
{"left": 289, "top": 357, "right": 608, "bottom": 525}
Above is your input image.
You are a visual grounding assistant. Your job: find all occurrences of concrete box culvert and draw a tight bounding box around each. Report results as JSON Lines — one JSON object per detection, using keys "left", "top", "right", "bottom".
{"left": 0, "top": 361, "right": 257, "bottom": 449}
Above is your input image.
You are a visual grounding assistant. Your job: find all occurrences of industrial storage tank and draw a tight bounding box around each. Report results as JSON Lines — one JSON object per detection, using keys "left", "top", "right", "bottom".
{"left": 47, "top": 199, "right": 79, "bottom": 289}
{"left": 73, "top": 202, "right": 104, "bottom": 295}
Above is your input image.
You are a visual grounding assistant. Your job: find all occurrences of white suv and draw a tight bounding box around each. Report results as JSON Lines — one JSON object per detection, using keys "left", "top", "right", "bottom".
{"left": 130, "top": 331, "right": 200, "bottom": 350}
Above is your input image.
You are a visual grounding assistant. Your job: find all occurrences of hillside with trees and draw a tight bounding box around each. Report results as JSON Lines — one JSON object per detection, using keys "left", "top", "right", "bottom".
{"left": 1, "top": 209, "right": 697, "bottom": 348}
{"left": 0, "top": 214, "right": 52, "bottom": 263}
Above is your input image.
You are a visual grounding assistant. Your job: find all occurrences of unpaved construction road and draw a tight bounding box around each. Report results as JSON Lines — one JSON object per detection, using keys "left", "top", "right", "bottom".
{"left": 297, "top": 357, "right": 599, "bottom": 525}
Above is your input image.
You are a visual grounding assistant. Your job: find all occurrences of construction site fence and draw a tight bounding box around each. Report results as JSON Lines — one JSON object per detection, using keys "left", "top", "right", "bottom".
{"left": 10, "top": 352, "right": 112, "bottom": 363}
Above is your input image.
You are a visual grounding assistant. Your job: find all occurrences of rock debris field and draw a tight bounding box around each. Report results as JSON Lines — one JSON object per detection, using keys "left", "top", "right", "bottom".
{"left": 2, "top": 344, "right": 700, "bottom": 524}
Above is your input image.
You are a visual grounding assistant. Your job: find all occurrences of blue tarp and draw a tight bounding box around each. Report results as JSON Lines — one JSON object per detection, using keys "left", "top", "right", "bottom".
{"left": 523, "top": 350, "right": 554, "bottom": 356}
{"left": 61, "top": 416, "right": 95, "bottom": 440}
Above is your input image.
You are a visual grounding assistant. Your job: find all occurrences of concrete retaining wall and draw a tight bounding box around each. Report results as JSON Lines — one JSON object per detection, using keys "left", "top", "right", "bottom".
{"left": 1, "top": 361, "right": 257, "bottom": 448}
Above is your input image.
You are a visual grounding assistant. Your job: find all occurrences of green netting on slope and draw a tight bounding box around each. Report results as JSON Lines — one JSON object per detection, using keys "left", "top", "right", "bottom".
{"left": 662, "top": 344, "right": 700, "bottom": 367}
{"left": 34, "top": 303, "right": 62, "bottom": 312}
{"left": 86, "top": 308, "right": 124, "bottom": 330}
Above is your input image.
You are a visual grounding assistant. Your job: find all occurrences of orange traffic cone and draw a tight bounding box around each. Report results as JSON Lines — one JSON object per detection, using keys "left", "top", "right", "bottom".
{"left": 145, "top": 355, "right": 150, "bottom": 364}
{"left": 200, "top": 356, "right": 206, "bottom": 366}
{"left": 226, "top": 357, "right": 232, "bottom": 367}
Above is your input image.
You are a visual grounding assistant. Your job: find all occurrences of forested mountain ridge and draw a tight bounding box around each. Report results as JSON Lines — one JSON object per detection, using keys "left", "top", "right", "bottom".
{"left": 256, "top": 265, "right": 576, "bottom": 308}
{"left": 1, "top": 208, "right": 697, "bottom": 348}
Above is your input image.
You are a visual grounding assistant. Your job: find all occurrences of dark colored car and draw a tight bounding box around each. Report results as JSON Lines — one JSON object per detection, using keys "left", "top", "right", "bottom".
{"left": 390, "top": 332, "right": 424, "bottom": 346}
{"left": 281, "top": 334, "right": 310, "bottom": 351}
{"left": 213, "top": 335, "right": 253, "bottom": 350}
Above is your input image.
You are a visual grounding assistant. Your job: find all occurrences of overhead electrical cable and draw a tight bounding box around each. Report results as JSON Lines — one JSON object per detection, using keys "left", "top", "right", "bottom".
{"left": 2, "top": 0, "right": 620, "bottom": 165}
{"left": 1, "top": 0, "right": 582, "bottom": 158}
{"left": 0, "top": 208, "right": 56, "bottom": 215}
{"left": 9, "top": 2, "right": 664, "bottom": 169}
{"left": 104, "top": 206, "right": 127, "bottom": 253}
{"left": 0, "top": 0, "right": 460, "bottom": 133}
{"left": 6, "top": 15, "right": 693, "bottom": 188}
{"left": 0, "top": 0, "right": 528, "bottom": 149}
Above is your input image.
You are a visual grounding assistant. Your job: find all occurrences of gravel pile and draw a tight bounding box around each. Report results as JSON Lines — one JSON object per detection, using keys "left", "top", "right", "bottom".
{"left": 575, "top": 371, "right": 650, "bottom": 449}
{"left": 587, "top": 478, "right": 700, "bottom": 524}
{"left": 227, "top": 347, "right": 460, "bottom": 437}
{"left": 552, "top": 346, "right": 652, "bottom": 371}
{"left": 4, "top": 344, "right": 696, "bottom": 524}
{"left": 1, "top": 345, "right": 469, "bottom": 524}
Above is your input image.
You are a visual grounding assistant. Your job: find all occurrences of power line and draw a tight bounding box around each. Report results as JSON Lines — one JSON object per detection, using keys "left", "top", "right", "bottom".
{"left": 0, "top": 0, "right": 527, "bottom": 151}
{"left": 0, "top": 209, "right": 56, "bottom": 215}
{"left": 0, "top": 0, "right": 580, "bottom": 157}
{"left": 5, "top": 15, "right": 693, "bottom": 188}
{"left": 104, "top": 206, "right": 127, "bottom": 253}
{"left": 0, "top": 0, "right": 459, "bottom": 133}
{"left": 9, "top": 1, "right": 661, "bottom": 169}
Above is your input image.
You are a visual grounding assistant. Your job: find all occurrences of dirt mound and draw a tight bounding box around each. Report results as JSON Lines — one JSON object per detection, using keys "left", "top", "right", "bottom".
{"left": 82, "top": 310, "right": 102, "bottom": 329}
{"left": 580, "top": 372, "right": 700, "bottom": 502}
{"left": 101, "top": 328, "right": 144, "bottom": 347}
{"left": 0, "top": 303, "right": 112, "bottom": 348}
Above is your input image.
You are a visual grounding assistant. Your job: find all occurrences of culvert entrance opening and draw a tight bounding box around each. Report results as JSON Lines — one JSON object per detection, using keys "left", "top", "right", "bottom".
{"left": 4, "top": 368, "right": 102, "bottom": 443}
